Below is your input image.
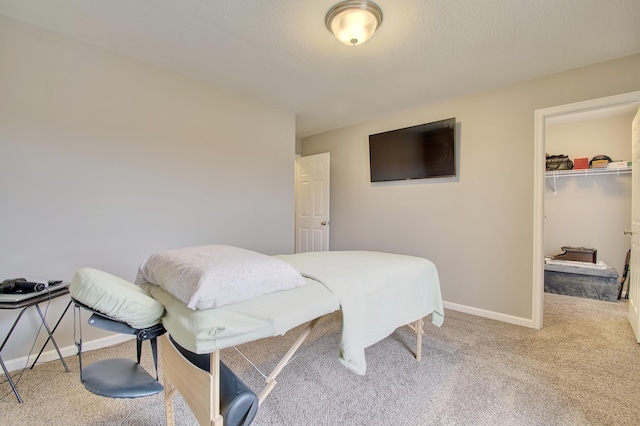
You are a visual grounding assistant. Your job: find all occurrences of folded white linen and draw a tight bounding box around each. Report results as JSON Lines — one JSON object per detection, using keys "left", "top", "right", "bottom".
{"left": 136, "top": 245, "right": 305, "bottom": 310}
{"left": 544, "top": 257, "right": 608, "bottom": 270}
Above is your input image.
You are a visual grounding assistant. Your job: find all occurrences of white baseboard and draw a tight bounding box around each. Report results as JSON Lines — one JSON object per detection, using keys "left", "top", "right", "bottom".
{"left": 443, "top": 301, "right": 535, "bottom": 328}
{"left": 3, "top": 334, "right": 134, "bottom": 373}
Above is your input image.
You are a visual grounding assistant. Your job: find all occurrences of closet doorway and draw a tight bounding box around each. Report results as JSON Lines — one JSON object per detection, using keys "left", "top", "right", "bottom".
{"left": 544, "top": 106, "right": 635, "bottom": 282}
{"left": 532, "top": 91, "right": 640, "bottom": 329}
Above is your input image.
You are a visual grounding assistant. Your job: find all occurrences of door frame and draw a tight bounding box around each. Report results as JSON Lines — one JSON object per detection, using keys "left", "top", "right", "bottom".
{"left": 533, "top": 90, "right": 640, "bottom": 329}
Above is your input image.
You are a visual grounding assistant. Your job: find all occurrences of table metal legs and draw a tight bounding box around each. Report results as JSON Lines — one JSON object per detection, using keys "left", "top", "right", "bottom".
{"left": 0, "top": 300, "right": 72, "bottom": 402}
{"left": 30, "top": 301, "right": 72, "bottom": 371}
{"left": 0, "top": 353, "right": 22, "bottom": 403}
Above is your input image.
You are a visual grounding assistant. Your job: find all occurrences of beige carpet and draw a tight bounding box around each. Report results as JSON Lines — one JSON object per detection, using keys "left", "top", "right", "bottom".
{"left": 1, "top": 293, "right": 640, "bottom": 425}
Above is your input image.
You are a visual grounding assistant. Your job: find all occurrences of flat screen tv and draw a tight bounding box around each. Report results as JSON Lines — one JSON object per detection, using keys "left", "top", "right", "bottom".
{"left": 369, "top": 118, "right": 456, "bottom": 182}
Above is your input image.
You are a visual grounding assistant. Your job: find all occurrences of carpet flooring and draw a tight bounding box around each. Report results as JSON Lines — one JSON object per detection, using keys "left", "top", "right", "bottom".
{"left": 1, "top": 293, "right": 639, "bottom": 425}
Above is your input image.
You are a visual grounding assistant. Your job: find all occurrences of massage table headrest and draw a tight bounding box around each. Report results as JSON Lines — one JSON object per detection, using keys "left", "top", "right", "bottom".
{"left": 70, "top": 268, "right": 165, "bottom": 329}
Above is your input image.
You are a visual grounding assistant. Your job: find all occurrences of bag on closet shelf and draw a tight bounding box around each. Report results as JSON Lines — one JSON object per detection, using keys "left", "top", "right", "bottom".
{"left": 546, "top": 154, "right": 573, "bottom": 171}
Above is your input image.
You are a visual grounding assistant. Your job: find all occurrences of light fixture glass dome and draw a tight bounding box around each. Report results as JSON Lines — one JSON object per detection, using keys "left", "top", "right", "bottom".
{"left": 325, "top": 1, "right": 383, "bottom": 46}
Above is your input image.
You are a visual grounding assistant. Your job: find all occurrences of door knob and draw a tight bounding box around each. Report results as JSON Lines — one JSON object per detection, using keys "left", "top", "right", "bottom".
{"left": 625, "top": 230, "right": 634, "bottom": 235}
{"left": 321, "top": 221, "right": 328, "bottom": 226}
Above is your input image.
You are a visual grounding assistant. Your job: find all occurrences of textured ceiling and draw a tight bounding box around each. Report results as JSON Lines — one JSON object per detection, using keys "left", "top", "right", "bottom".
{"left": 1, "top": 0, "right": 639, "bottom": 137}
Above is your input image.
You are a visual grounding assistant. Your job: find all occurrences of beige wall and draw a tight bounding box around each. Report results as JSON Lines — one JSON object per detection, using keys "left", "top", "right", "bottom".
{"left": 301, "top": 54, "right": 640, "bottom": 322}
{"left": 0, "top": 16, "right": 297, "bottom": 363}
{"left": 545, "top": 113, "right": 635, "bottom": 276}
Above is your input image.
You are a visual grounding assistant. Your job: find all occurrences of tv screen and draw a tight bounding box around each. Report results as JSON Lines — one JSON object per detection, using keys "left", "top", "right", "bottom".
{"left": 369, "top": 118, "right": 456, "bottom": 182}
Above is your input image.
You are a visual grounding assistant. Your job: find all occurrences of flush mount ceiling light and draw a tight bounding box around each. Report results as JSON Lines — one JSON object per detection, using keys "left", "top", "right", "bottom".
{"left": 325, "top": 0, "right": 383, "bottom": 47}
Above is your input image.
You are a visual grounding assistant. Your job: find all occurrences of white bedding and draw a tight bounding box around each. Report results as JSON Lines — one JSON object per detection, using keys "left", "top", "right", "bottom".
{"left": 136, "top": 248, "right": 444, "bottom": 375}
{"left": 277, "top": 251, "right": 444, "bottom": 374}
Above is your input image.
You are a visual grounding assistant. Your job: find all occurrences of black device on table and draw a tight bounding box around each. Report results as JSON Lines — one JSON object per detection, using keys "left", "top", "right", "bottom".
{"left": 0, "top": 278, "right": 63, "bottom": 294}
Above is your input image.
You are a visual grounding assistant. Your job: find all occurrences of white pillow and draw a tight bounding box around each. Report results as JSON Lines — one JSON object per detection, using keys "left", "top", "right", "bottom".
{"left": 135, "top": 245, "right": 305, "bottom": 310}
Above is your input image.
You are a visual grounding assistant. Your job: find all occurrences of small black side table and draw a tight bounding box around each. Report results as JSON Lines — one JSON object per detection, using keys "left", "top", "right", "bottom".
{"left": 0, "top": 284, "right": 72, "bottom": 402}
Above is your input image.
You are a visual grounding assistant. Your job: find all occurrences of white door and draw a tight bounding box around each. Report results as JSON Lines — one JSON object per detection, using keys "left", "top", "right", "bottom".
{"left": 629, "top": 107, "right": 640, "bottom": 342}
{"left": 295, "top": 153, "right": 330, "bottom": 253}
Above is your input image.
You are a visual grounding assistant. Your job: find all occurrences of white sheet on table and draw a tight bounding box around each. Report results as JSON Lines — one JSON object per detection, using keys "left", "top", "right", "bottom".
{"left": 276, "top": 251, "right": 444, "bottom": 375}
{"left": 142, "top": 277, "right": 339, "bottom": 354}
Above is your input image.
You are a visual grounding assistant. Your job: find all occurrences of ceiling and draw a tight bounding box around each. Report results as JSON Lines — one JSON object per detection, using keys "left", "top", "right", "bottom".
{"left": 1, "top": 0, "right": 639, "bottom": 138}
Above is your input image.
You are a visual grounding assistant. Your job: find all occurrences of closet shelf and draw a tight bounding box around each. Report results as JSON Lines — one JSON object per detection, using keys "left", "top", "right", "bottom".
{"left": 545, "top": 166, "right": 632, "bottom": 194}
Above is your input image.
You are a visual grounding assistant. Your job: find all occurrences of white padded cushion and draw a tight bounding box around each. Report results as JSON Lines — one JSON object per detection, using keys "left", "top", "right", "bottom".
{"left": 135, "top": 245, "right": 306, "bottom": 310}
{"left": 70, "top": 268, "right": 165, "bottom": 329}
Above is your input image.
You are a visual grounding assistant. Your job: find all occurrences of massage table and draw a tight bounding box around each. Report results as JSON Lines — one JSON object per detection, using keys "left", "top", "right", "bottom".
{"left": 70, "top": 246, "right": 444, "bottom": 426}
